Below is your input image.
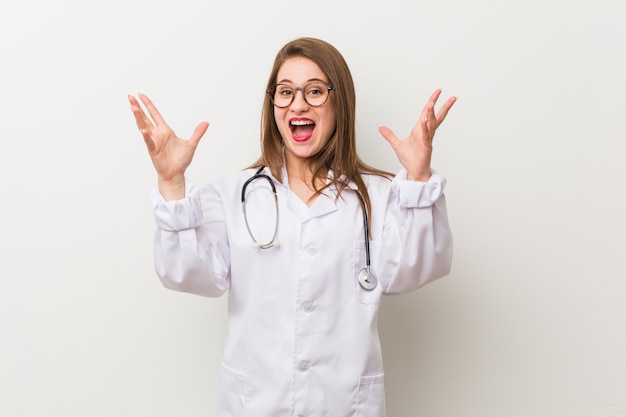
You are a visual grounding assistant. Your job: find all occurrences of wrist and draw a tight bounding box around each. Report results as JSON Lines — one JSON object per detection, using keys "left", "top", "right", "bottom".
{"left": 157, "top": 175, "right": 186, "bottom": 200}
{"left": 406, "top": 160, "right": 431, "bottom": 181}
{"left": 404, "top": 154, "right": 432, "bottom": 182}
{"left": 407, "top": 170, "right": 431, "bottom": 182}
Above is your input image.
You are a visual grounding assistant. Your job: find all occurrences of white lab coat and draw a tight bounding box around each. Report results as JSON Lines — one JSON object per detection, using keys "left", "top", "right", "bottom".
{"left": 151, "top": 165, "right": 453, "bottom": 417}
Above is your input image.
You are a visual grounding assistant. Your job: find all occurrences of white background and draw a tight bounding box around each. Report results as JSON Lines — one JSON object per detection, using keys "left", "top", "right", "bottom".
{"left": 1, "top": 0, "right": 625, "bottom": 416}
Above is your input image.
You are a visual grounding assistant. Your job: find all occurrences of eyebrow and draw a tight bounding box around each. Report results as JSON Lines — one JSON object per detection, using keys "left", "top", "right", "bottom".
{"left": 276, "top": 77, "right": 328, "bottom": 84}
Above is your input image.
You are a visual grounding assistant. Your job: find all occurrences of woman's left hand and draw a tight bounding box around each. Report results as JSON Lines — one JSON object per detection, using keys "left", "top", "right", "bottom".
{"left": 379, "top": 89, "right": 456, "bottom": 181}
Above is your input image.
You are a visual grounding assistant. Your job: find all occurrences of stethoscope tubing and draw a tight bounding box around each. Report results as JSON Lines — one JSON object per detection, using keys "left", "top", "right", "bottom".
{"left": 352, "top": 188, "right": 371, "bottom": 273}
{"left": 241, "top": 166, "right": 376, "bottom": 289}
{"left": 241, "top": 167, "right": 280, "bottom": 249}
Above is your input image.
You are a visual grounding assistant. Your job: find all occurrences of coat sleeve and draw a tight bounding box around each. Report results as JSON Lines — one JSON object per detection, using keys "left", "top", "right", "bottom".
{"left": 378, "top": 168, "right": 453, "bottom": 294}
{"left": 150, "top": 179, "right": 231, "bottom": 297}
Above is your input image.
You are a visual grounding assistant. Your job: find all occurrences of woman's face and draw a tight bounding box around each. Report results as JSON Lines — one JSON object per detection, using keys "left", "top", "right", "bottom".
{"left": 273, "top": 57, "right": 336, "bottom": 167}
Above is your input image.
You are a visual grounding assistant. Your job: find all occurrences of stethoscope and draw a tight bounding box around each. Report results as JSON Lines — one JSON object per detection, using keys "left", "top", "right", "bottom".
{"left": 241, "top": 166, "right": 378, "bottom": 291}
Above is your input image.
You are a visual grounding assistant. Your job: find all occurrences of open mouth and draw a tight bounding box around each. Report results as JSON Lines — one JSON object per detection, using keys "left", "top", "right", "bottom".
{"left": 290, "top": 119, "right": 315, "bottom": 141}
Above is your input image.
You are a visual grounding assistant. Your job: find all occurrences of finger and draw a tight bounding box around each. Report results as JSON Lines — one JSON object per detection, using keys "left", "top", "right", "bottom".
{"left": 416, "top": 89, "right": 442, "bottom": 122}
{"left": 435, "top": 96, "right": 457, "bottom": 128}
{"left": 378, "top": 126, "right": 401, "bottom": 149}
{"left": 139, "top": 128, "right": 156, "bottom": 152}
{"left": 128, "top": 95, "right": 153, "bottom": 129}
{"left": 427, "top": 88, "right": 443, "bottom": 106}
{"left": 138, "top": 93, "right": 168, "bottom": 127}
{"left": 426, "top": 100, "right": 437, "bottom": 129}
{"left": 130, "top": 102, "right": 154, "bottom": 131}
{"left": 188, "top": 121, "right": 210, "bottom": 148}
{"left": 128, "top": 94, "right": 139, "bottom": 106}
{"left": 421, "top": 115, "right": 431, "bottom": 144}
{"left": 411, "top": 99, "right": 435, "bottom": 139}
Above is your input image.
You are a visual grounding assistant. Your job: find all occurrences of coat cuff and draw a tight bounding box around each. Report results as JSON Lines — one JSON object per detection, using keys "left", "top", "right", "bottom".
{"left": 392, "top": 168, "right": 447, "bottom": 208}
{"left": 151, "top": 179, "right": 203, "bottom": 231}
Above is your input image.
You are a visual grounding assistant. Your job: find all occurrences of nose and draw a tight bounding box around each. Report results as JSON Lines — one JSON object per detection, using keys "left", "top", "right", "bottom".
{"left": 290, "top": 88, "right": 309, "bottom": 110}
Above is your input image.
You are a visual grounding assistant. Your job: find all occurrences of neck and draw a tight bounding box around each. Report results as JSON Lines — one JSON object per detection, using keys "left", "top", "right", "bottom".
{"left": 285, "top": 154, "right": 326, "bottom": 186}
{"left": 285, "top": 154, "right": 328, "bottom": 206}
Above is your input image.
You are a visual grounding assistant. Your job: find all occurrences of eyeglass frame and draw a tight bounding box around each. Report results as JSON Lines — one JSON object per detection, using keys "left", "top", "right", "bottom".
{"left": 266, "top": 82, "right": 335, "bottom": 108}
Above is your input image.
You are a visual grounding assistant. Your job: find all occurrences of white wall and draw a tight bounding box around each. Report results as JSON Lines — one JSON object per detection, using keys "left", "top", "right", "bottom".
{"left": 1, "top": 0, "right": 624, "bottom": 416}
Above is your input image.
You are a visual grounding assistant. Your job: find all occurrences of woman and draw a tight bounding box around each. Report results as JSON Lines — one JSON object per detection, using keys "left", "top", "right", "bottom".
{"left": 129, "top": 37, "right": 456, "bottom": 417}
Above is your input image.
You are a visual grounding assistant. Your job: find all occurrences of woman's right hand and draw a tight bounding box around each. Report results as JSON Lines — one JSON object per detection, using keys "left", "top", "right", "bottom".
{"left": 129, "top": 93, "right": 209, "bottom": 200}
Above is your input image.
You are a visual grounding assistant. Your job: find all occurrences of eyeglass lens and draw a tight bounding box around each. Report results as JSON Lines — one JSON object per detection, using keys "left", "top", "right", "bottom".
{"left": 271, "top": 83, "right": 331, "bottom": 107}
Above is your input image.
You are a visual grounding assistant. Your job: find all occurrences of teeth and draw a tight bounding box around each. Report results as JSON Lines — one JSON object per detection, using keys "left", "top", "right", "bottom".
{"left": 290, "top": 120, "right": 314, "bottom": 126}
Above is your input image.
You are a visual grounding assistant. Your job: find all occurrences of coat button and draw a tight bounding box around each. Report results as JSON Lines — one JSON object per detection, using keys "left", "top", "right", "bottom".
{"left": 302, "top": 301, "right": 315, "bottom": 313}
{"left": 297, "top": 360, "right": 310, "bottom": 372}
{"left": 306, "top": 246, "right": 318, "bottom": 256}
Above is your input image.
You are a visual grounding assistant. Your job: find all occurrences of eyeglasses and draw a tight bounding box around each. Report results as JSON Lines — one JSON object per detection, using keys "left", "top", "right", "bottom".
{"left": 267, "top": 82, "right": 334, "bottom": 108}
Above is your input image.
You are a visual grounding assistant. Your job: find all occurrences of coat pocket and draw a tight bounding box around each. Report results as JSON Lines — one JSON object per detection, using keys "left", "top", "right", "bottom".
{"left": 356, "top": 373, "right": 386, "bottom": 417}
{"left": 216, "top": 361, "right": 249, "bottom": 416}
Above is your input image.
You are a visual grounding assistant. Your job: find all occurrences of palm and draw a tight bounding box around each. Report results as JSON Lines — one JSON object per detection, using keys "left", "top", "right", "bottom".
{"left": 379, "top": 89, "right": 456, "bottom": 181}
{"left": 146, "top": 124, "right": 198, "bottom": 181}
{"left": 129, "top": 93, "right": 209, "bottom": 182}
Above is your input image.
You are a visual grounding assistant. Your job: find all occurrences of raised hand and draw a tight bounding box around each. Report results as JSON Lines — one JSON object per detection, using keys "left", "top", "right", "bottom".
{"left": 378, "top": 89, "right": 456, "bottom": 182}
{"left": 129, "top": 93, "right": 209, "bottom": 200}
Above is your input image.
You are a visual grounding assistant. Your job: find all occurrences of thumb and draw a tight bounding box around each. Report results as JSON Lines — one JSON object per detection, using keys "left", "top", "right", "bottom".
{"left": 378, "top": 126, "right": 399, "bottom": 149}
{"left": 188, "top": 121, "right": 210, "bottom": 148}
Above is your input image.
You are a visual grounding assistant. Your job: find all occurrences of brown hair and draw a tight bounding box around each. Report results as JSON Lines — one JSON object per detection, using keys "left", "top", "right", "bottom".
{"left": 250, "top": 37, "right": 391, "bottom": 228}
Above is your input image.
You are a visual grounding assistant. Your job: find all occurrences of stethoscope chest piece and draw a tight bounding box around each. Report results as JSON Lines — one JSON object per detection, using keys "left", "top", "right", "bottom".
{"left": 358, "top": 268, "right": 378, "bottom": 291}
